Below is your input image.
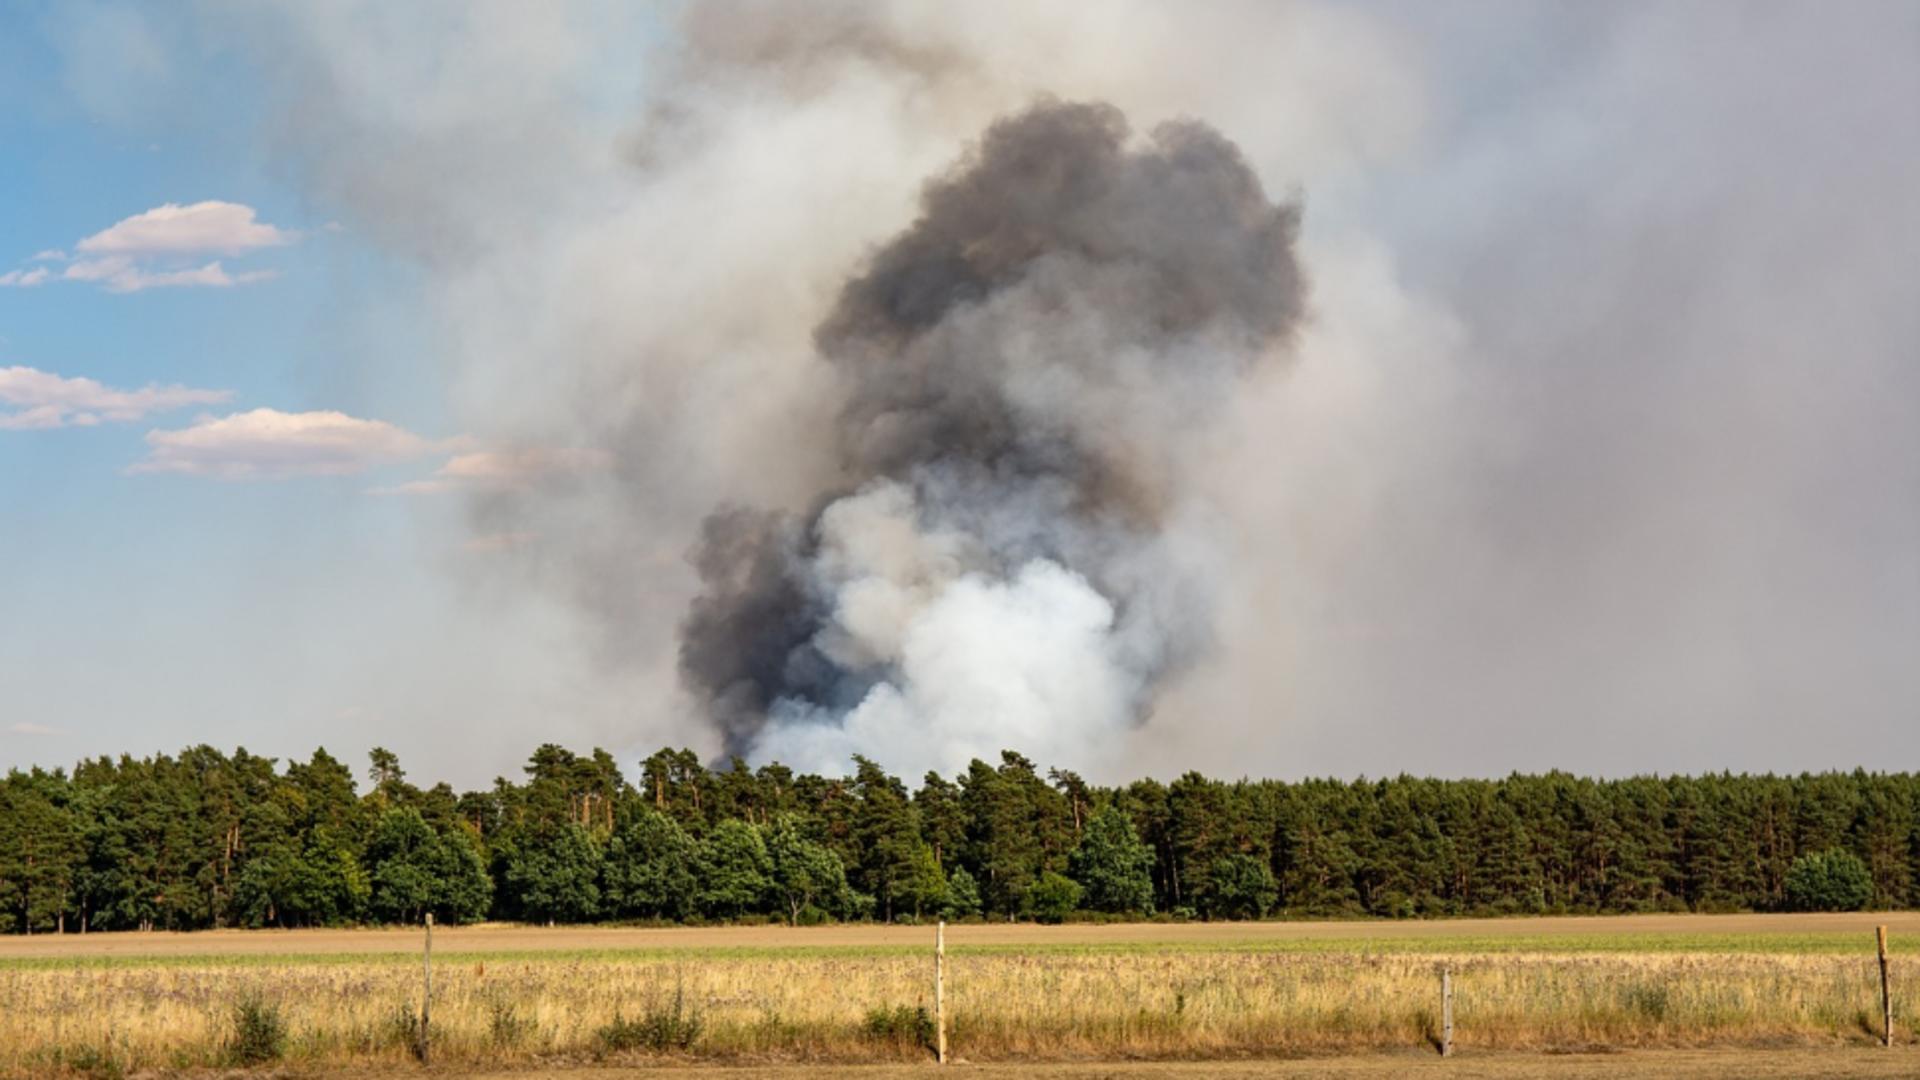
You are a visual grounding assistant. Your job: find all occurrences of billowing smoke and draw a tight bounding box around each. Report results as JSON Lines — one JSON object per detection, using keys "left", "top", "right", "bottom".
{"left": 85, "top": 3, "right": 1909, "bottom": 786}
{"left": 680, "top": 101, "right": 1304, "bottom": 771}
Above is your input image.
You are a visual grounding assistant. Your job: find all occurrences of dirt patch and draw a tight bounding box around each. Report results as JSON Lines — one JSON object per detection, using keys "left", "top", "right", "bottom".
{"left": 350, "top": 1047, "right": 1920, "bottom": 1079}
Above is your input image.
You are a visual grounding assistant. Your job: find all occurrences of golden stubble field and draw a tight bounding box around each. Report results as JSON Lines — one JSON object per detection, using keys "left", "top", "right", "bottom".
{"left": 6, "top": 910, "right": 1918, "bottom": 960}
{"left": 1, "top": 914, "right": 1915, "bottom": 1078}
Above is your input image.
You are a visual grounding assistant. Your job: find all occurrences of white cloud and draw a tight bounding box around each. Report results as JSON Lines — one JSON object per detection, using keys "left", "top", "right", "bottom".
{"left": 75, "top": 200, "right": 294, "bottom": 256}
{"left": 5, "top": 201, "right": 295, "bottom": 292}
{"left": 131, "top": 408, "right": 439, "bottom": 478}
{"left": 0, "top": 365, "right": 232, "bottom": 430}
{"left": 371, "top": 446, "right": 611, "bottom": 495}
{"left": 60, "top": 256, "right": 277, "bottom": 293}
{"left": 8, "top": 722, "right": 66, "bottom": 737}
{"left": 0, "top": 267, "right": 51, "bottom": 287}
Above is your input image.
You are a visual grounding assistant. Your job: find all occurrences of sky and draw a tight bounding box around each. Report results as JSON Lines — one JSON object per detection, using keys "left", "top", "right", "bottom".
{"left": 1, "top": 1, "right": 1915, "bottom": 789}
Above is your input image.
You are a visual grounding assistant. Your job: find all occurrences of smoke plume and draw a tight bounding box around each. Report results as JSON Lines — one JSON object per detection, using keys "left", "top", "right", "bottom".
{"left": 85, "top": 2, "right": 1909, "bottom": 786}
{"left": 680, "top": 101, "right": 1303, "bottom": 771}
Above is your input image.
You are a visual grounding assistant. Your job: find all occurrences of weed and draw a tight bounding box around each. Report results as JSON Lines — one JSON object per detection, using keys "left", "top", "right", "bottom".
{"left": 862, "top": 1004, "right": 935, "bottom": 1052}
{"left": 1620, "top": 980, "right": 1671, "bottom": 1023}
{"left": 385, "top": 1003, "right": 427, "bottom": 1061}
{"left": 487, "top": 996, "right": 533, "bottom": 1048}
{"left": 227, "top": 993, "right": 286, "bottom": 1066}
{"left": 51, "top": 1043, "right": 124, "bottom": 1080}
{"left": 598, "top": 984, "right": 703, "bottom": 1053}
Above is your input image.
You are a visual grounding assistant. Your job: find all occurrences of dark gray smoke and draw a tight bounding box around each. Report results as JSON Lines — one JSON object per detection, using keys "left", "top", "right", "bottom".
{"left": 680, "top": 100, "right": 1306, "bottom": 769}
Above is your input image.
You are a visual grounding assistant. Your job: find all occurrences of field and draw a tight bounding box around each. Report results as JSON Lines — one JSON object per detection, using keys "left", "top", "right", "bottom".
{"left": 1, "top": 914, "right": 1915, "bottom": 1077}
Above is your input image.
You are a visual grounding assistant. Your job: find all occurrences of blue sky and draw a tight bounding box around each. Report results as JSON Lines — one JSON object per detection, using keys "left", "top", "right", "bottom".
{"left": 3, "top": 2, "right": 1914, "bottom": 787}
{"left": 0, "top": 4, "right": 543, "bottom": 779}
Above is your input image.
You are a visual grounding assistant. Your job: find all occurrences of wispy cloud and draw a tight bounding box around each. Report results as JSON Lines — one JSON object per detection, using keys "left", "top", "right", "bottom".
{"left": 8, "top": 722, "right": 66, "bottom": 737}
{"left": 59, "top": 256, "right": 277, "bottom": 293}
{"left": 0, "top": 365, "right": 232, "bottom": 430}
{"left": 130, "top": 407, "right": 441, "bottom": 478}
{"left": 371, "top": 447, "right": 612, "bottom": 495}
{"left": 3, "top": 201, "right": 296, "bottom": 293}
{"left": 0, "top": 267, "right": 51, "bottom": 287}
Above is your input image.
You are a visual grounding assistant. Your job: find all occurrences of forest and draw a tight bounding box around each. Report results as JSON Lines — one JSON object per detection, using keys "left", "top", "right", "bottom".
{"left": 0, "top": 744, "right": 1914, "bottom": 933}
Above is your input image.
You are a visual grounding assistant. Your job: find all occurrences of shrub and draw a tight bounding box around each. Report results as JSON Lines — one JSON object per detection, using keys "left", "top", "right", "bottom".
{"left": 598, "top": 985, "right": 703, "bottom": 1054}
{"left": 385, "top": 1003, "right": 427, "bottom": 1061}
{"left": 487, "top": 997, "right": 532, "bottom": 1048}
{"left": 1621, "top": 981, "right": 1672, "bottom": 1022}
{"left": 227, "top": 993, "right": 287, "bottom": 1066}
{"left": 1784, "top": 849, "right": 1873, "bottom": 912}
{"left": 55, "top": 1044, "right": 124, "bottom": 1080}
{"left": 1026, "top": 871, "right": 1084, "bottom": 924}
{"left": 862, "top": 1004, "right": 935, "bottom": 1052}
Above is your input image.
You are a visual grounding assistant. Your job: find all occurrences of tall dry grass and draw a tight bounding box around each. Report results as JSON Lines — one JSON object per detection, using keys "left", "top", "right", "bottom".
{"left": 2, "top": 949, "right": 1913, "bottom": 1076}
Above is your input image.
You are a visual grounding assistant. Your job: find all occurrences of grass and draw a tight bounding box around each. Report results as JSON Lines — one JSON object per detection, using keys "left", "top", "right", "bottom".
{"left": 2, "top": 932, "right": 1911, "bottom": 971}
{"left": 1, "top": 917, "right": 1914, "bottom": 1076}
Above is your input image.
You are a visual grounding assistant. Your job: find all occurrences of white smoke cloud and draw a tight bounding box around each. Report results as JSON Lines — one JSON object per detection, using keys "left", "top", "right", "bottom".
{"left": 761, "top": 557, "right": 1135, "bottom": 779}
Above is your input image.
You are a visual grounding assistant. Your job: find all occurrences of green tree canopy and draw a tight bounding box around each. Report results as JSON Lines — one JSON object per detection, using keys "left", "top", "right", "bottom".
{"left": 943, "top": 865, "right": 982, "bottom": 918}
{"left": 1070, "top": 804, "right": 1156, "bottom": 914}
{"left": 1201, "top": 852, "right": 1278, "bottom": 920}
{"left": 1784, "top": 849, "right": 1873, "bottom": 912}
{"left": 503, "top": 821, "right": 604, "bottom": 924}
{"left": 764, "top": 814, "right": 848, "bottom": 925}
{"left": 365, "top": 808, "right": 491, "bottom": 924}
{"left": 603, "top": 807, "right": 697, "bottom": 920}
{"left": 1026, "top": 871, "right": 1084, "bottom": 923}
{"left": 697, "top": 818, "right": 770, "bottom": 919}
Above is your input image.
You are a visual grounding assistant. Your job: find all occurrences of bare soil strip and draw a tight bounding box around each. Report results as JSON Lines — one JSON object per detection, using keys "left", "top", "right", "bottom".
{"left": 6, "top": 911, "right": 1917, "bottom": 960}
{"left": 375, "top": 1047, "right": 1920, "bottom": 1079}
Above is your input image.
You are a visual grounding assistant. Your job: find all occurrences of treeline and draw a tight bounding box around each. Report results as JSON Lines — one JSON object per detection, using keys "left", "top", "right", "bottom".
{"left": 0, "top": 744, "right": 1915, "bottom": 933}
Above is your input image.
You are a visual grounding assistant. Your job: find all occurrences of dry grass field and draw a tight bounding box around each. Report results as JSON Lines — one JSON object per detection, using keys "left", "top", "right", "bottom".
{"left": 1, "top": 914, "right": 1914, "bottom": 1077}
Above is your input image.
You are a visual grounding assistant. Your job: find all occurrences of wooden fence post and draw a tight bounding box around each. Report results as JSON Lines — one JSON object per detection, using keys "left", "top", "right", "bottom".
{"left": 1880, "top": 925, "right": 1892, "bottom": 1049}
{"left": 1441, "top": 966, "right": 1454, "bottom": 1057}
{"left": 935, "top": 919, "right": 948, "bottom": 1064}
{"left": 422, "top": 912, "right": 434, "bottom": 1064}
